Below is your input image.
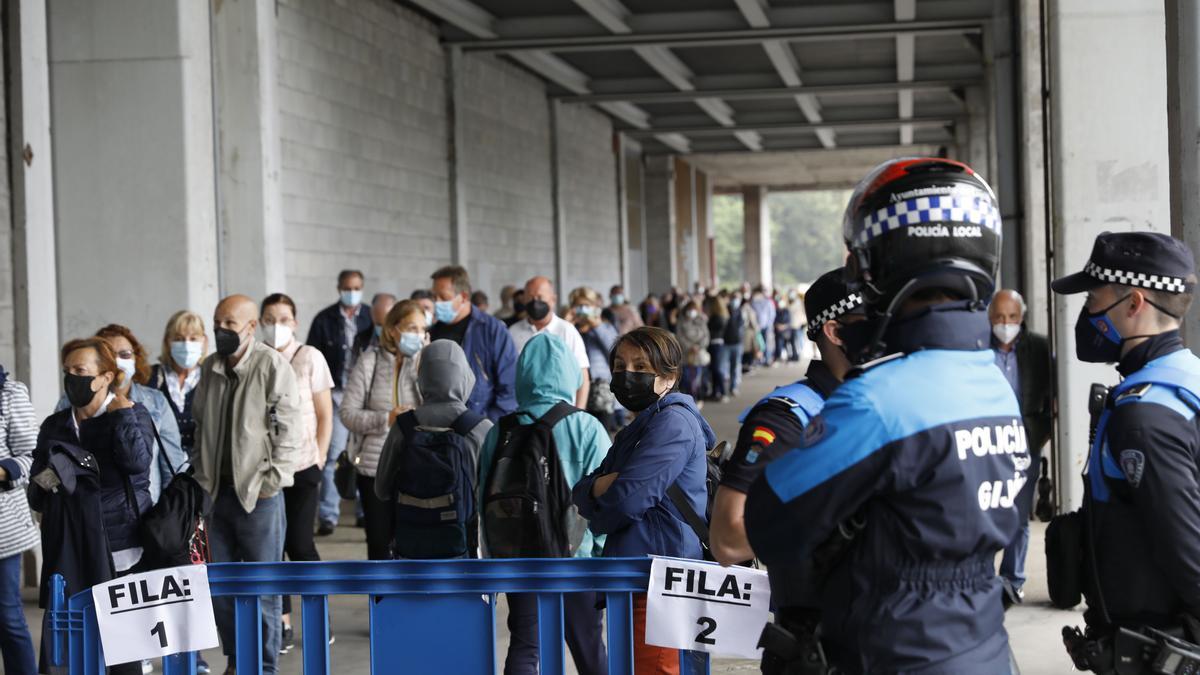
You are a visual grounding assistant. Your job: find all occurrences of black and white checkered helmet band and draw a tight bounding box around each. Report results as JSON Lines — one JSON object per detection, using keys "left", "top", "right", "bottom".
{"left": 807, "top": 293, "right": 864, "bottom": 333}
{"left": 853, "top": 194, "right": 1001, "bottom": 245}
{"left": 1085, "top": 261, "right": 1190, "bottom": 294}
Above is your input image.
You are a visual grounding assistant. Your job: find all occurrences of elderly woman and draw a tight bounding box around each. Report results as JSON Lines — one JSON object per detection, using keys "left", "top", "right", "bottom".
{"left": 149, "top": 310, "right": 208, "bottom": 458}
{"left": 573, "top": 327, "right": 713, "bottom": 674}
{"left": 341, "top": 299, "right": 427, "bottom": 560}
{"left": 32, "top": 338, "right": 156, "bottom": 674}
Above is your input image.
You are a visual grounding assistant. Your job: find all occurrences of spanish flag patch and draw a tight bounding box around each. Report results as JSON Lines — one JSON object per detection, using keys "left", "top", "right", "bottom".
{"left": 751, "top": 426, "right": 776, "bottom": 446}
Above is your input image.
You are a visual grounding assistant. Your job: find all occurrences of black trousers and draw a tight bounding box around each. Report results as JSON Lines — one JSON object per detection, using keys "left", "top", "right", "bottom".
{"left": 504, "top": 591, "right": 607, "bottom": 675}
{"left": 357, "top": 474, "right": 395, "bottom": 561}
{"left": 282, "top": 464, "right": 322, "bottom": 615}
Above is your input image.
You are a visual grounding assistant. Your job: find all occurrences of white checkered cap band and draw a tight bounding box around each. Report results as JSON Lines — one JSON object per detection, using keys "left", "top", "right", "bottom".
{"left": 854, "top": 194, "right": 1001, "bottom": 245}
{"left": 1085, "top": 261, "right": 1190, "bottom": 293}
{"left": 807, "top": 293, "right": 864, "bottom": 333}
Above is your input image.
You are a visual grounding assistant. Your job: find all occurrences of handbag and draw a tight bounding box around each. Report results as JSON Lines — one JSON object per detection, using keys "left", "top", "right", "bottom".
{"left": 138, "top": 426, "right": 212, "bottom": 568}
{"left": 586, "top": 379, "right": 616, "bottom": 415}
{"left": 334, "top": 451, "right": 358, "bottom": 500}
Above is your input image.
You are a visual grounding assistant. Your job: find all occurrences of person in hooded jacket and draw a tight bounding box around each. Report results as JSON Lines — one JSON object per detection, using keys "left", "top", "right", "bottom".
{"left": 374, "top": 339, "right": 493, "bottom": 556}
{"left": 478, "top": 332, "right": 610, "bottom": 675}
{"left": 573, "top": 326, "right": 713, "bottom": 675}
{"left": 33, "top": 337, "right": 155, "bottom": 675}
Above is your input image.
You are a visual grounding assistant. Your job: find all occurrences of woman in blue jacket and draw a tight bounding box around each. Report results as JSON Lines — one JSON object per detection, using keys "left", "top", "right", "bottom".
{"left": 573, "top": 327, "right": 714, "bottom": 675}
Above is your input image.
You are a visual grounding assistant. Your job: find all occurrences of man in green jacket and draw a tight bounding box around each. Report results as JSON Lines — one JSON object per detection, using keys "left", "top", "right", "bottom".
{"left": 478, "top": 332, "right": 609, "bottom": 675}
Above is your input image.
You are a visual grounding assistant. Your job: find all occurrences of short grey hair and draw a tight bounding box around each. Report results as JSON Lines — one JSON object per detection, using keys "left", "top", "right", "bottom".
{"left": 990, "top": 289, "right": 1027, "bottom": 315}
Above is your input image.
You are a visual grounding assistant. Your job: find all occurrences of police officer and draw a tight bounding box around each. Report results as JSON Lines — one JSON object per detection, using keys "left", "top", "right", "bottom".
{"left": 744, "top": 158, "right": 1029, "bottom": 674}
{"left": 709, "top": 268, "right": 862, "bottom": 674}
{"left": 1051, "top": 232, "right": 1200, "bottom": 669}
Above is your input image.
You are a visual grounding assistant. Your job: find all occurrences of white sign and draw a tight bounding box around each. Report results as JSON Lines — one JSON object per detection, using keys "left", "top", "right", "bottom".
{"left": 92, "top": 564, "right": 219, "bottom": 666}
{"left": 645, "top": 556, "right": 771, "bottom": 659}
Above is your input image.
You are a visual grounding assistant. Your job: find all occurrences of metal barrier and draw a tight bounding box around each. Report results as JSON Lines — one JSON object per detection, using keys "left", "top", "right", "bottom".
{"left": 48, "top": 557, "right": 712, "bottom": 675}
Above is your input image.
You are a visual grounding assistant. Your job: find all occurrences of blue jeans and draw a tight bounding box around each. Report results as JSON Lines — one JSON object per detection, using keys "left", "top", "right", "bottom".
{"left": 708, "top": 344, "right": 728, "bottom": 398}
{"left": 319, "top": 390, "right": 351, "bottom": 527}
{"left": 209, "top": 488, "right": 285, "bottom": 673}
{"left": 724, "top": 343, "right": 744, "bottom": 393}
{"left": 504, "top": 592, "right": 606, "bottom": 675}
{"left": 0, "top": 553, "right": 36, "bottom": 675}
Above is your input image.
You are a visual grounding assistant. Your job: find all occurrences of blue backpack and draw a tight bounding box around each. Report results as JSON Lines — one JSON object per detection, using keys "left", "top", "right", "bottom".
{"left": 391, "top": 409, "right": 485, "bottom": 559}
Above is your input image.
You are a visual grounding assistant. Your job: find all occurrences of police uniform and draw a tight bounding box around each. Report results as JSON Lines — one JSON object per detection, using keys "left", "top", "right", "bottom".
{"left": 722, "top": 269, "right": 860, "bottom": 624}
{"left": 1051, "top": 232, "right": 1200, "bottom": 634}
{"left": 745, "top": 157, "right": 1028, "bottom": 675}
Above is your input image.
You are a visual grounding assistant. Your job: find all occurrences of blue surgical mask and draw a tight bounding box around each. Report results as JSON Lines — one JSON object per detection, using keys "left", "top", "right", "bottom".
{"left": 340, "top": 289, "right": 363, "bottom": 307}
{"left": 374, "top": 324, "right": 383, "bottom": 338}
{"left": 611, "top": 294, "right": 625, "bottom": 306}
{"left": 434, "top": 299, "right": 458, "bottom": 324}
{"left": 398, "top": 332, "right": 424, "bottom": 357}
{"left": 170, "top": 341, "right": 204, "bottom": 369}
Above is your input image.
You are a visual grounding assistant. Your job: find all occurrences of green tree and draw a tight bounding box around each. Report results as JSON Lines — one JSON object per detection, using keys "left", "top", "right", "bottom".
{"left": 712, "top": 190, "right": 849, "bottom": 290}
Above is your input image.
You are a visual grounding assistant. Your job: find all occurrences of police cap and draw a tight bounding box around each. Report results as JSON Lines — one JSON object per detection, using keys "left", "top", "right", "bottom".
{"left": 1051, "top": 231, "right": 1196, "bottom": 295}
{"left": 805, "top": 267, "right": 864, "bottom": 337}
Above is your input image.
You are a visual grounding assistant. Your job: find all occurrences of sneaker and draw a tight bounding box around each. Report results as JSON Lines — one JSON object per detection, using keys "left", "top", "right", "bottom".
{"left": 329, "top": 632, "right": 336, "bottom": 645}
{"left": 1000, "top": 579, "right": 1024, "bottom": 610}
{"left": 279, "top": 625, "right": 294, "bottom": 655}
{"left": 196, "top": 658, "right": 210, "bottom": 674}
{"left": 355, "top": 515, "right": 366, "bottom": 528}
{"left": 316, "top": 522, "right": 335, "bottom": 536}
{"left": 141, "top": 660, "right": 153, "bottom": 674}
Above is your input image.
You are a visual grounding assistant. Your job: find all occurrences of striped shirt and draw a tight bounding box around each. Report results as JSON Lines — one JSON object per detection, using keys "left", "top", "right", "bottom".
{"left": 0, "top": 377, "right": 41, "bottom": 559}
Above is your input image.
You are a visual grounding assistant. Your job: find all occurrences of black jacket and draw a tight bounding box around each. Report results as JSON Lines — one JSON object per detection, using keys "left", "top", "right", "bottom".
{"left": 27, "top": 439, "right": 115, "bottom": 608}
{"left": 307, "top": 302, "right": 372, "bottom": 388}
{"left": 33, "top": 405, "right": 154, "bottom": 553}
{"left": 1014, "top": 329, "right": 1053, "bottom": 452}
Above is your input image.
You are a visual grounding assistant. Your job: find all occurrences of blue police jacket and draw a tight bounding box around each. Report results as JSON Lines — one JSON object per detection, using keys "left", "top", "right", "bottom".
{"left": 461, "top": 305, "right": 519, "bottom": 422}
{"left": 1084, "top": 331, "right": 1200, "bottom": 629}
{"left": 745, "top": 302, "right": 1028, "bottom": 674}
{"left": 573, "top": 392, "right": 713, "bottom": 559}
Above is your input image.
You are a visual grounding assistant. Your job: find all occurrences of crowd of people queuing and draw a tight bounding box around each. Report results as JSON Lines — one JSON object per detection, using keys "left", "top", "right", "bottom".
{"left": 0, "top": 159, "right": 1098, "bottom": 675}
{"left": 0, "top": 257, "right": 821, "bottom": 675}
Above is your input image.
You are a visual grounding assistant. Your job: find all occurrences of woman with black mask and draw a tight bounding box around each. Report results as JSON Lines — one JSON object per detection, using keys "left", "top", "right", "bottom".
{"left": 29, "top": 337, "right": 156, "bottom": 674}
{"left": 573, "top": 327, "right": 715, "bottom": 674}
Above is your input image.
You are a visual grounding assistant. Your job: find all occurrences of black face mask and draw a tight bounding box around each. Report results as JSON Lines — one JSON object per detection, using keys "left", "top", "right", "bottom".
{"left": 611, "top": 370, "right": 661, "bottom": 412}
{"left": 526, "top": 299, "right": 551, "bottom": 322}
{"left": 214, "top": 327, "right": 243, "bottom": 357}
{"left": 513, "top": 302, "right": 526, "bottom": 314}
{"left": 64, "top": 373, "right": 98, "bottom": 409}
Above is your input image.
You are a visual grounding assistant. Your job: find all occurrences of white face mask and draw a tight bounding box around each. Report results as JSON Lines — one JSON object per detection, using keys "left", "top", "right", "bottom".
{"left": 116, "top": 357, "right": 136, "bottom": 387}
{"left": 263, "top": 323, "right": 294, "bottom": 350}
{"left": 992, "top": 322, "right": 1021, "bottom": 345}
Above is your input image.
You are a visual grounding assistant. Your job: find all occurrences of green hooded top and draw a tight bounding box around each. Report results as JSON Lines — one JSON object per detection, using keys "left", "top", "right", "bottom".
{"left": 478, "top": 332, "right": 610, "bottom": 558}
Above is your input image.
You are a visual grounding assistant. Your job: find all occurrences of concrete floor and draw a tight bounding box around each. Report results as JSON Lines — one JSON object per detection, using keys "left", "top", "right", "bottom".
{"left": 24, "top": 360, "right": 1083, "bottom": 674}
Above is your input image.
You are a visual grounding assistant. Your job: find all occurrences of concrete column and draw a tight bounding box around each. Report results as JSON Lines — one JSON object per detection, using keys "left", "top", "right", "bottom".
{"left": 987, "top": 1, "right": 1022, "bottom": 291}
{"left": 8, "top": 0, "right": 59, "bottom": 416}
{"left": 48, "top": 0, "right": 218, "bottom": 351}
{"left": 674, "top": 158, "right": 697, "bottom": 290}
{"left": 965, "top": 86, "right": 992, "bottom": 183}
{"left": 1048, "top": 0, "right": 1171, "bottom": 510}
{"left": 447, "top": 46, "right": 469, "bottom": 267}
{"left": 1166, "top": 0, "right": 1200, "bottom": 346}
{"left": 615, "top": 134, "right": 631, "bottom": 292}
{"left": 624, "top": 138, "right": 649, "bottom": 301}
{"left": 643, "top": 155, "right": 677, "bottom": 294}
{"left": 743, "top": 186, "right": 772, "bottom": 289}
{"left": 696, "top": 171, "right": 712, "bottom": 288}
{"left": 549, "top": 100, "right": 568, "bottom": 294}
{"left": 212, "top": 0, "right": 284, "bottom": 299}
{"left": 1017, "top": 0, "right": 1050, "bottom": 336}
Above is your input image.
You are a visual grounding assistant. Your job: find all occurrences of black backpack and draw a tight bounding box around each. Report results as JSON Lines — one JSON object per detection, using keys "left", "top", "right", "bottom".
{"left": 666, "top": 441, "right": 728, "bottom": 562}
{"left": 391, "top": 409, "right": 485, "bottom": 559}
{"left": 482, "top": 402, "right": 587, "bottom": 558}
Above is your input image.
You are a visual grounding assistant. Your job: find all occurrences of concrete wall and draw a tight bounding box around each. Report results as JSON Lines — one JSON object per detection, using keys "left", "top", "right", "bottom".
{"left": 0, "top": 26, "right": 14, "bottom": 371}
{"left": 558, "top": 103, "right": 620, "bottom": 297}
{"left": 276, "top": 0, "right": 451, "bottom": 326}
{"left": 460, "top": 55, "right": 555, "bottom": 299}
{"left": 1048, "top": 0, "right": 1172, "bottom": 510}
{"left": 48, "top": 0, "right": 217, "bottom": 349}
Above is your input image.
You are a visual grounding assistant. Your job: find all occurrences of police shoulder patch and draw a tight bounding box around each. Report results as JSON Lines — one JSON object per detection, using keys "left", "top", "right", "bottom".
{"left": 1119, "top": 449, "right": 1146, "bottom": 487}
{"left": 1116, "top": 383, "right": 1153, "bottom": 403}
{"left": 745, "top": 445, "right": 762, "bottom": 465}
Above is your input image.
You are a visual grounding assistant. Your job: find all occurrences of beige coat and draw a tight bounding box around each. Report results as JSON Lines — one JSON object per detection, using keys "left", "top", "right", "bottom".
{"left": 339, "top": 345, "right": 420, "bottom": 477}
{"left": 192, "top": 341, "right": 306, "bottom": 513}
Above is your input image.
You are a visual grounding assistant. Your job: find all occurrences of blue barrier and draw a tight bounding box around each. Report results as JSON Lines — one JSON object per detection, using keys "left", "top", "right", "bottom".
{"left": 48, "top": 558, "right": 713, "bottom": 675}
